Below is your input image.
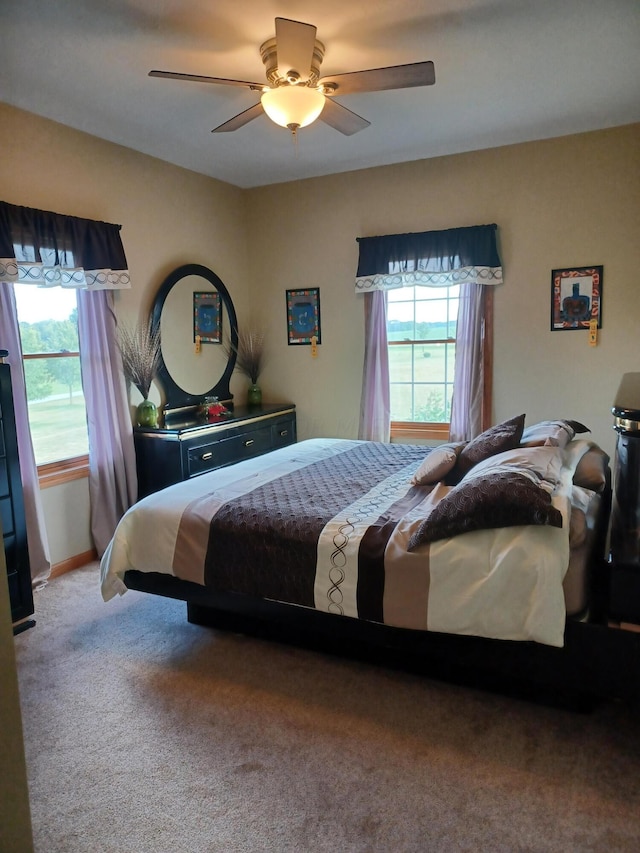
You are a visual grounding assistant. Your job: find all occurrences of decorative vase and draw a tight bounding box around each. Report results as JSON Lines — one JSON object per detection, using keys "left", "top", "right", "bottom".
{"left": 136, "top": 399, "right": 159, "bottom": 428}
{"left": 247, "top": 383, "right": 262, "bottom": 407}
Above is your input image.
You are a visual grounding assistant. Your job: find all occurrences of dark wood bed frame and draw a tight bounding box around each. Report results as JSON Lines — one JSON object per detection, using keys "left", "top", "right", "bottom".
{"left": 123, "top": 569, "right": 640, "bottom": 709}
{"left": 123, "top": 472, "right": 640, "bottom": 709}
{"left": 124, "top": 462, "right": 640, "bottom": 710}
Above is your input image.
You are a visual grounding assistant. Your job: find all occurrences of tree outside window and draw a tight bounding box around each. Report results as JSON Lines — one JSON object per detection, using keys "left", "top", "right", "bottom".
{"left": 14, "top": 284, "right": 89, "bottom": 468}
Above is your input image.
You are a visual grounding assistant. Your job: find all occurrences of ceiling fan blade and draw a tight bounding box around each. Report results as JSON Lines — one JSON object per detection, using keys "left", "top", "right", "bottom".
{"left": 212, "top": 102, "right": 264, "bottom": 133}
{"left": 319, "top": 61, "right": 435, "bottom": 95}
{"left": 319, "top": 98, "right": 370, "bottom": 136}
{"left": 275, "top": 17, "right": 317, "bottom": 80}
{"left": 149, "top": 70, "right": 264, "bottom": 90}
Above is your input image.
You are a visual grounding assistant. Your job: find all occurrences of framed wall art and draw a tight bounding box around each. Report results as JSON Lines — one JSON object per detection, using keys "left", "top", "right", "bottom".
{"left": 286, "top": 287, "right": 321, "bottom": 345}
{"left": 193, "top": 291, "right": 222, "bottom": 344}
{"left": 550, "top": 265, "right": 603, "bottom": 331}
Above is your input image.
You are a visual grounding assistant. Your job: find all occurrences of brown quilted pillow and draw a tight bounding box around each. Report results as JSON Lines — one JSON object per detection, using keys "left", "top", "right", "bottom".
{"left": 407, "top": 469, "right": 562, "bottom": 549}
{"left": 454, "top": 414, "right": 526, "bottom": 478}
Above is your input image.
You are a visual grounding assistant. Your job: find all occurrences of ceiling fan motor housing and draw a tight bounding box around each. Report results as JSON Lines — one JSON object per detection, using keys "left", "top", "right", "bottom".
{"left": 259, "top": 36, "right": 325, "bottom": 87}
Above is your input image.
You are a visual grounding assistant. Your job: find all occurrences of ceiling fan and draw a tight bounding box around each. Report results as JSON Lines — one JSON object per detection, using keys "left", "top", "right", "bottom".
{"left": 149, "top": 17, "right": 435, "bottom": 137}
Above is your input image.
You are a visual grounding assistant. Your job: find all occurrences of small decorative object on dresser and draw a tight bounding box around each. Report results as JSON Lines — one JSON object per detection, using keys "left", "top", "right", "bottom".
{"left": 116, "top": 319, "right": 161, "bottom": 427}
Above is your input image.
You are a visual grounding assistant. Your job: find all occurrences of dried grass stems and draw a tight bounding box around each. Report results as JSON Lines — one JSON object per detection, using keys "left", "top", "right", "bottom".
{"left": 117, "top": 320, "right": 161, "bottom": 399}
{"left": 226, "top": 326, "right": 265, "bottom": 385}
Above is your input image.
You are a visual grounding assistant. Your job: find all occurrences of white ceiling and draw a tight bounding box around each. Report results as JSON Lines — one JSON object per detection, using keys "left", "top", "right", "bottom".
{"left": 1, "top": 0, "right": 639, "bottom": 189}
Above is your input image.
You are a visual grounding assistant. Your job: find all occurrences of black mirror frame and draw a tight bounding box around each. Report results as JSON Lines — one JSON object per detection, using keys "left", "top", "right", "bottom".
{"left": 151, "top": 263, "right": 238, "bottom": 410}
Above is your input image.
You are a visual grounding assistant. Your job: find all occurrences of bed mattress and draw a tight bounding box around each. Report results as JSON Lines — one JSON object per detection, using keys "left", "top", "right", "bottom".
{"left": 101, "top": 438, "right": 604, "bottom": 647}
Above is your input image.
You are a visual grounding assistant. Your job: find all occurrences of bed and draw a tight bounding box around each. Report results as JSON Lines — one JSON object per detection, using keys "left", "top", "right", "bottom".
{"left": 100, "top": 415, "right": 640, "bottom": 706}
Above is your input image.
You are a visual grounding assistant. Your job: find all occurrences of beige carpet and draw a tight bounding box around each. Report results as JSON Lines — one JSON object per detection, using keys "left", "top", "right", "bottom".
{"left": 14, "top": 564, "right": 640, "bottom": 853}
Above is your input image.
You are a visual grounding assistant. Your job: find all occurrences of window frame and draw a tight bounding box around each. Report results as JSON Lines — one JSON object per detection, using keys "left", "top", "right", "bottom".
{"left": 19, "top": 324, "right": 89, "bottom": 486}
{"left": 389, "top": 287, "right": 494, "bottom": 440}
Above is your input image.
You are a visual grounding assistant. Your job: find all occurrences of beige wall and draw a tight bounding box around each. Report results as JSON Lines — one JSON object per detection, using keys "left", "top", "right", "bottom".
{"left": 0, "top": 102, "right": 250, "bottom": 564}
{"left": 1, "top": 101, "right": 639, "bottom": 565}
{"left": 246, "top": 124, "right": 640, "bottom": 462}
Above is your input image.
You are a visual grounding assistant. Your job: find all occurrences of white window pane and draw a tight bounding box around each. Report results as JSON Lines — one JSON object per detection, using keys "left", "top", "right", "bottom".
{"left": 415, "top": 286, "right": 450, "bottom": 301}
{"left": 387, "top": 286, "right": 415, "bottom": 303}
{"left": 389, "top": 344, "right": 413, "bottom": 381}
{"left": 14, "top": 283, "right": 78, "bottom": 325}
{"left": 414, "top": 343, "right": 450, "bottom": 381}
{"left": 390, "top": 383, "right": 413, "bottom": 421}
{"left": 23, "top": 356, "right": 89, "bottom": 464}
{"left": 387, "top": 283, "right": 459, "bottom": 425}
{"left": 414, "top": 384, "right": 449, "bottom": 424}
{"left": 15, "top": 284, "right": 89, "bottom": 465}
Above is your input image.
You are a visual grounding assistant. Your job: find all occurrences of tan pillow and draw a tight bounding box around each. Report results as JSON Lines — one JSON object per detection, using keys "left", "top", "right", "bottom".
{"left": 411, "top": 444, "right": 460, "bottom": 486}
{"left": 454, "top": 414, "right": 526, "bottom": 478}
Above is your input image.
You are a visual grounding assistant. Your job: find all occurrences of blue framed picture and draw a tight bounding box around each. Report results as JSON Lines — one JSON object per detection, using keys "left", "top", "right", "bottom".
{"left": 286, "top": 288, "right": 321, "bottom": 345}
{"left": 193, "top": 291, "right": 222, "bottom": 344}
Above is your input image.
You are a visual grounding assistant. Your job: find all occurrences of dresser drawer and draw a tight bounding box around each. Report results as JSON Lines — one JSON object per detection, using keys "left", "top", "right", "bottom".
{"left": 271, "top": 415, "right": 296, "bottom": 449}
{"left": 186, "top": 425, "right": 272, "bottom": 477}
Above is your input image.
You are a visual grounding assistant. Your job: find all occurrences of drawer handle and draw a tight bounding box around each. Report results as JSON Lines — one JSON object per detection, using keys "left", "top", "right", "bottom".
{"left": 279, "top": 429, "right": 288, "bottom": 437}
{"left": 201, "top": 452, "right": 213, "bottom": 461}
{"left": 244, "top": 439, "right": 255, "bottom": 447}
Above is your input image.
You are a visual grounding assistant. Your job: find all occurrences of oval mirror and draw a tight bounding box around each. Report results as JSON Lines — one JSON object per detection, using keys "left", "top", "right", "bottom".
{"left": 151, "top": 264, "right": 238, "bottom": 410}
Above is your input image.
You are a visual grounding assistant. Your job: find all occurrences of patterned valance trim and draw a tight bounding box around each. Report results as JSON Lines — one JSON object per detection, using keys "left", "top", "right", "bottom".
{"left": 0, "top": 259, "right": 130, "bottom": 289}
{"left": 0, "top": 200, "right": 131, "bottom": 290}
{"left": 355, "top": 265, "right": 503, "bottom": 292}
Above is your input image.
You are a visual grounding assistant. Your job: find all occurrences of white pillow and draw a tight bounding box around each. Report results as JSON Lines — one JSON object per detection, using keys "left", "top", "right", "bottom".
{"left": 410, "top": 444, "right": 460, "bottom": 486}
{"left": 520, "top": 419, "right": 588, "bottom": 449}
{"left": 462, "top": 445, "right": 564, "bottom": 493}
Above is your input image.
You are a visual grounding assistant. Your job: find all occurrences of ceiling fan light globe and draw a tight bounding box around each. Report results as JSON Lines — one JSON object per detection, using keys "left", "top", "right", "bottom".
{"left": 261, "top": 86, "right": 325, "bottom": 129}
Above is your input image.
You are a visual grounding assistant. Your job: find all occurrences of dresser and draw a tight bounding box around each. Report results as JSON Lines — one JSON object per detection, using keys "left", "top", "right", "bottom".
{"left": 0, "top": 353, "right": 34, "bottom": 630}
{"left": 134, "top": 403, "right": 296, "bottom": 499}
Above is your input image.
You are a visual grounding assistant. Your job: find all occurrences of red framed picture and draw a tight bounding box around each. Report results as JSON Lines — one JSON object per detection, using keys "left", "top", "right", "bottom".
{"left": 550, "top": 265, "right": 602, "bottom": 331}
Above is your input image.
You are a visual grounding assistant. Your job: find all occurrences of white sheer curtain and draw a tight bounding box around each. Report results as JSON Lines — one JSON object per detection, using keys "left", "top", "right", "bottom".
{"left": 0, "top": 284, "right": 52, "bottom": 585}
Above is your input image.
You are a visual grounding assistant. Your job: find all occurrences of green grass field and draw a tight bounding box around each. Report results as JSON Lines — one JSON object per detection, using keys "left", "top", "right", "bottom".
{"left": 389, "top": 343, "right": 455, "bottom": 422}
{"left": 27, "top": 394, "right": 89, "bottom": 465}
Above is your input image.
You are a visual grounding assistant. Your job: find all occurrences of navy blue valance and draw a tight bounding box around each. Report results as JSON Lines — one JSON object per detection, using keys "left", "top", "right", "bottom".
{"left": 355, "top": 224, "right": 502, "bottom": 292}
{"left": 0, "top": 200, "right": 130, "bottom": 289}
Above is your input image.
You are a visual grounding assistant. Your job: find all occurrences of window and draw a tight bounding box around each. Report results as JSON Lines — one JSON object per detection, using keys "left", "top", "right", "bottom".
{"left": 13, "top": 283, "right": 89, "bottom": 484}
{"left": 387, "top": 285, "right": 460, "bottom": 440}
{"left": 356, "top": 224, "right": 501, "bottom": 443}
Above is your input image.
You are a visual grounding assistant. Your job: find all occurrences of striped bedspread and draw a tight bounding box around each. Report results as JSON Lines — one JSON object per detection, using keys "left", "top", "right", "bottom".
{"left": 100, "top": 438, "right": 577, "bottom": 647}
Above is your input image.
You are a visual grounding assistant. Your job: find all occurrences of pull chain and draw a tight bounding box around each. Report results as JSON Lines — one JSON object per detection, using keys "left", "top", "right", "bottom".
{"left": 287, "top": 123, "right": 300, "bottom": 158}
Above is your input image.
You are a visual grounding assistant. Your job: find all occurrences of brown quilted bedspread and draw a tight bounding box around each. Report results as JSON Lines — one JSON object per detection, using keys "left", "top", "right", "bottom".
{"left": 203, "top": 441, "right": 427, "bottom": 613}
